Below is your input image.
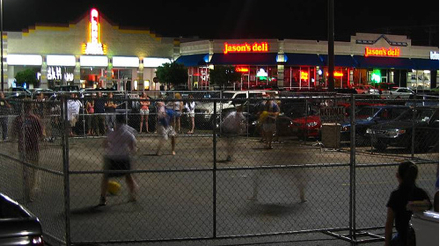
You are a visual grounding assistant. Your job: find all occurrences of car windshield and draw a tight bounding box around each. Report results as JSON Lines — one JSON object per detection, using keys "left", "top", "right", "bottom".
{"left": 395, "top": 108, "right": 436, "bottom": 122}
{"left": 356, "top": 107, "right": 380, "bottom": 120}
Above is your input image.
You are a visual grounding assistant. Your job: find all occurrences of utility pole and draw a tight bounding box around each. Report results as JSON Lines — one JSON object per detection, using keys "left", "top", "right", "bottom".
{"left": 1, "top": 0, "right": 3, "bottom": 91}
{"left": 327, "top": 0, "right": 335, "bottom": 91}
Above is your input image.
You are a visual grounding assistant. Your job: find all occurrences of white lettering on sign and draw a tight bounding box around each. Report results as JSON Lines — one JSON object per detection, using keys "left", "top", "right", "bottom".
{"left": 47, "top": 67, "right": 74, "bottom": 82}
{"left": 430, "top": 51, "right": 439, "bottom": 60}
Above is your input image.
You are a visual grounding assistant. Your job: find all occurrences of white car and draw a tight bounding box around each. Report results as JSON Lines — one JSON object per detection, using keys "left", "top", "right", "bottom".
{"left": 411, "top": 210, "right": 439, "bottom": 246}
{"left": 355, "top": 85, "right": 380, "bottom": 95}
{"left": 382, "top": 87, "right": 414, "bottom": 99}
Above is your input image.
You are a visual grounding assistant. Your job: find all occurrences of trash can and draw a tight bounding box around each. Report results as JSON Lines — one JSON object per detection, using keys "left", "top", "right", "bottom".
{"left": 321, "top": 123, "right": 341, "bottom": 148}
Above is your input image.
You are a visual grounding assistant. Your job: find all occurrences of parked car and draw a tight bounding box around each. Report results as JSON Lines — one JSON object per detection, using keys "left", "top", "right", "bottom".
{"left": 354, "top": 85, "right": 380, "bottom": 95}
{"left": 0, "top": 193, "right": 44, "bottom": 245}
{"left": 366, "top": 106, "right": 439, "bottom": 152}
{"left": 195, "top": 90, "right": 278, "bottom": 128}
{"left": 382, "top": 87, "right": 415, "bottom": 99}
{"left": 411, "top": 211, "right": 439, "bottom": 246}
{"left": 340, "top": 105, "right": 409, "bottom": 145}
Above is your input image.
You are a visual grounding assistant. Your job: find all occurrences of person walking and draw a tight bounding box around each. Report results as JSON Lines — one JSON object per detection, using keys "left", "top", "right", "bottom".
{"left": 185, "top": 95, "right": 196, "bottom": 134}
{"left": 0, "top": 92, "right": 11, "bottom": 141}
{"left": 173, "top": 93, "right": 183, "bottom": 133}
{"left": 221, "top": 105, "right": 246, "bottom": 162}
{"left": 139, "top": 92, "right": 150, "bottom": 133}
{"left": 12, "top": 101, "right": 43, "bottom": 202}
{"left": 261, "top": 98, "right": 279, "bottom": 149}
{"left": 155, "top": 101, "right": 176, "bottom": 156}
{"left": 384, "top": 161, "right": 432, "bottom": 246}
{"left": 99, "top": 114, "right": 138, "bottom": 206}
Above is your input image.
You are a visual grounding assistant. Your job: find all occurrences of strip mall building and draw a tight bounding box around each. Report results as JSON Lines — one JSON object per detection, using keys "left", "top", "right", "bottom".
{"left": 3, "top": 8, "right": 439, "bottom": 91}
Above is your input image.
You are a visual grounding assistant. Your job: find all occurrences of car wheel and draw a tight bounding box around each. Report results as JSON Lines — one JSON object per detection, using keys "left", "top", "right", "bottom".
{"left": 373, "top": 140, "right": 387, "bottom": 151}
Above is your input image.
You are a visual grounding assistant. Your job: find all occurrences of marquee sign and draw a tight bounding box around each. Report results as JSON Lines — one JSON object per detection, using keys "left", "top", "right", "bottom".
{"left": 365, "top": 47, "right": 400, "bottom": 57}
{"left": 83, "top": 8, "right": 107, "bottom": 55}
{"left": 223, "top": 42, "right": 268, "bottom": 54}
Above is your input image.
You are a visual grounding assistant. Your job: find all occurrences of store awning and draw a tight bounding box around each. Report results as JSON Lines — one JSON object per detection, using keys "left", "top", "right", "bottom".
{"left": 284, "top": 53, "right": 324, "bottom": 66}
{"left": 175, "top": 54, "right": 209, "bottom": 67}
{"left": 319, "top": 55, "right": 358, "bottom": 67}
{"left": 210, "top": 53, "right": 278, "bottom": 65}
{"left": 353, "top": 56, "right": 414, "bottom": 69}
{"left": 411, "top": 59, "right": 439, "bottom": 70}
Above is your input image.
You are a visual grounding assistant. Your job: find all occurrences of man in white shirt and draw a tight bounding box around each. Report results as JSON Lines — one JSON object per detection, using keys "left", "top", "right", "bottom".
{"left": 99, "top": 114, "right": 138, "bottom": 206}
{"left": 67, "top": 93, "right": 82, "bottom": 136}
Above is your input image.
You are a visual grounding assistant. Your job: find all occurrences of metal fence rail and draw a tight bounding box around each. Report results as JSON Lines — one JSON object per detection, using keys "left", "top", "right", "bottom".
{"left": 0, "top": 94, "right": 437, "bottom": 245}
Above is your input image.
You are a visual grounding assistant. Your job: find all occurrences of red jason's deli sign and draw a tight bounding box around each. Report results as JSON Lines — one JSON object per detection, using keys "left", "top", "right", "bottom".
{"left": 223, "top": 42, "right": 268, "bottom": 54}
{"left": 365, "top": 47, "right": 400, "bottom": 57}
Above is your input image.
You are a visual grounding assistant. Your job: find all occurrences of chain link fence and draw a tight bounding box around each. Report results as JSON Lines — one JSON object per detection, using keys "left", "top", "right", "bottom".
{"left": 0, "top": 93, "right": 437, "bottom": 245}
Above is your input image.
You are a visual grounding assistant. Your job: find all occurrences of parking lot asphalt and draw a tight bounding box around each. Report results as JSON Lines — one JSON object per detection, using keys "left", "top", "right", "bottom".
{"left": 0, "top": 134, "right": 437, "bottom": 246}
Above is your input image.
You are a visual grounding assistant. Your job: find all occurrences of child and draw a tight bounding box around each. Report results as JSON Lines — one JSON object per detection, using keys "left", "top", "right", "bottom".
{"left": 384, "top": 161, "right": 432, "bottom": 246}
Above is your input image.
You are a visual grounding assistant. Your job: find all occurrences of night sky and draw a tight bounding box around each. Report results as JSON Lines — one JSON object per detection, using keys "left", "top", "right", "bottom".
{"left": 3, "top": 0, "right": 439, "bottom": 46}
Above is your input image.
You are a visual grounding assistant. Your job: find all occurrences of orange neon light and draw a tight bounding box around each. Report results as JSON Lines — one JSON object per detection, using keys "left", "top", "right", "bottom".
{"left": 223, "top": 42, "right": 268, "bottom": 54}
{"left": 365, "top": 47, "right": 400, "bottom": 57}
{"left": 326, "top": 71, "right": 344, "bottom": 77}
{"left": 235, "top": 67, "right": 249, "bottom": 73}
{"left": 300, "top": 71, "right": 309, "bottom": 80}
{"left": 84, "top": 8, "right": 106, "bottom": 55}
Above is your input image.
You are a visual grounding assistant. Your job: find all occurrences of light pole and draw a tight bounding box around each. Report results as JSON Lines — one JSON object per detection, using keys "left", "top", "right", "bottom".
{"left": 327, "top": 0, "right": 334, "bottom": 91}
{"left": 0, "top": 0, "right": 3, "bottom": 91}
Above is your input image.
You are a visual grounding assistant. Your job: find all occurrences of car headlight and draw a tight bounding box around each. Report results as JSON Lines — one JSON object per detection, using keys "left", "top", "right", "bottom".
{"left": 386, "top": 129, "right": 406, "bottom": 137}
{"left": 306, "top": 121, "right": 318, "bottom": 127}
{"left": 366, "top": 128, "right": 372, "bottom": 134}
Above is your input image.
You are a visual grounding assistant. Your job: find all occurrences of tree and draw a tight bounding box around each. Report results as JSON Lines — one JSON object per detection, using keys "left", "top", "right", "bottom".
{"left": 209, "top": 66, "right": 241, "bottom": 89}
{"left": 155, "top": 62, "right": 188, "bottom": 89}
{"left": 15, "top": 69, "right": 39, "bottom": 88}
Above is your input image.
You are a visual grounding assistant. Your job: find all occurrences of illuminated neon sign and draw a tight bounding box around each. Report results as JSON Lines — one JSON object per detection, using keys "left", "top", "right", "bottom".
{"left": 223, "top": 42, "right": 268, "bottom": 54}
{"left": 83, "top": 9, "right": 107, "bottom": 55}
{"left": 326, "top": 71, "right": 344, "bottom": 77}
{"left": 300, "top": 71, "right": 308, "bottom": 80}
{"left": 365, "top": 47, "right": 400, "bottom": 57}
{"left": 235, "top": 67, "right": 249, "bottom": 73}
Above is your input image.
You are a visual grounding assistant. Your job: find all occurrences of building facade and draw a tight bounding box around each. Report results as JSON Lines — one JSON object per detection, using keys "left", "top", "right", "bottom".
{"left": 176, "top": 33, "right": 439, "bottom": 91}
{"left": 2, "top": 8, "right": 439, "bottom": 92}
{"left": 3, "top": 8, "right": 176, "bottom": 91}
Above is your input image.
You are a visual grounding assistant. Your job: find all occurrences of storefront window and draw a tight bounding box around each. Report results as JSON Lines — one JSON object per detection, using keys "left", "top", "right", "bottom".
{"left": 9, "top": 66, "right": 41, "bottom": 89}
{"left": 407, "top": 70, "right": 432, "bottom": 90}
{"left": 80, "top": 67, "right": 107, "bottom": 89}
{"left": 46, "top": 66, "right": 74, "bottom": 88}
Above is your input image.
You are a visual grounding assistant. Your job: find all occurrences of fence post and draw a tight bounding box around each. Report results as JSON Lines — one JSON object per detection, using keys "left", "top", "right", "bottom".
{"left": 61, "top": 97, "right": 72, "bottom": 245}
{"left": 212, "top": 100, "right": 217, "bottom": 239}
{"left": 349, "top": 94, "right": 356, "bottom": 243}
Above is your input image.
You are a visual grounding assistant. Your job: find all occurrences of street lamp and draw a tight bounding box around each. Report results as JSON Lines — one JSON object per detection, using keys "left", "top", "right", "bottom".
{"left": 1, "top": 0, "right": 3, "bottom": 91}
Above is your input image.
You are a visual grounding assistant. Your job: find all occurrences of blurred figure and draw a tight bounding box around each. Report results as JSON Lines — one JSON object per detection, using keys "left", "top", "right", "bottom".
{"left": 12, "top": 102, "right": 43, "bottom": 202}
{"left": 185, "top": 95, "right": 196, "bottom": 134}
{"left": 261, "top": 98, "right": 279, "bottom": 149}
{"left": 0, "top": 92, "right": 11, "bottom": 141}
{"left": 139, "top": 92, "right": 150, "bottom": 133}
{"left": 156, "top": 101, "right": 176, "bottom": 156}
{"left": 384, "top": 161, "right": 432, "bottom": 246}
{"left": 173, "top": 93, "right": 183, "bottom": 133}
{"left": 99, "top": 114, "right": 138, "bottom": 206}
{"left": 221, "top": 105, "right": 246, "bottom": 162}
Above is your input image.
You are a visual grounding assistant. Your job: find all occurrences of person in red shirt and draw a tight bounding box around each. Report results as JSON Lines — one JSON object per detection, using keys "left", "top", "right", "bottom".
{"left": 12, "top": 102, "right": 43, "bottom": 202}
